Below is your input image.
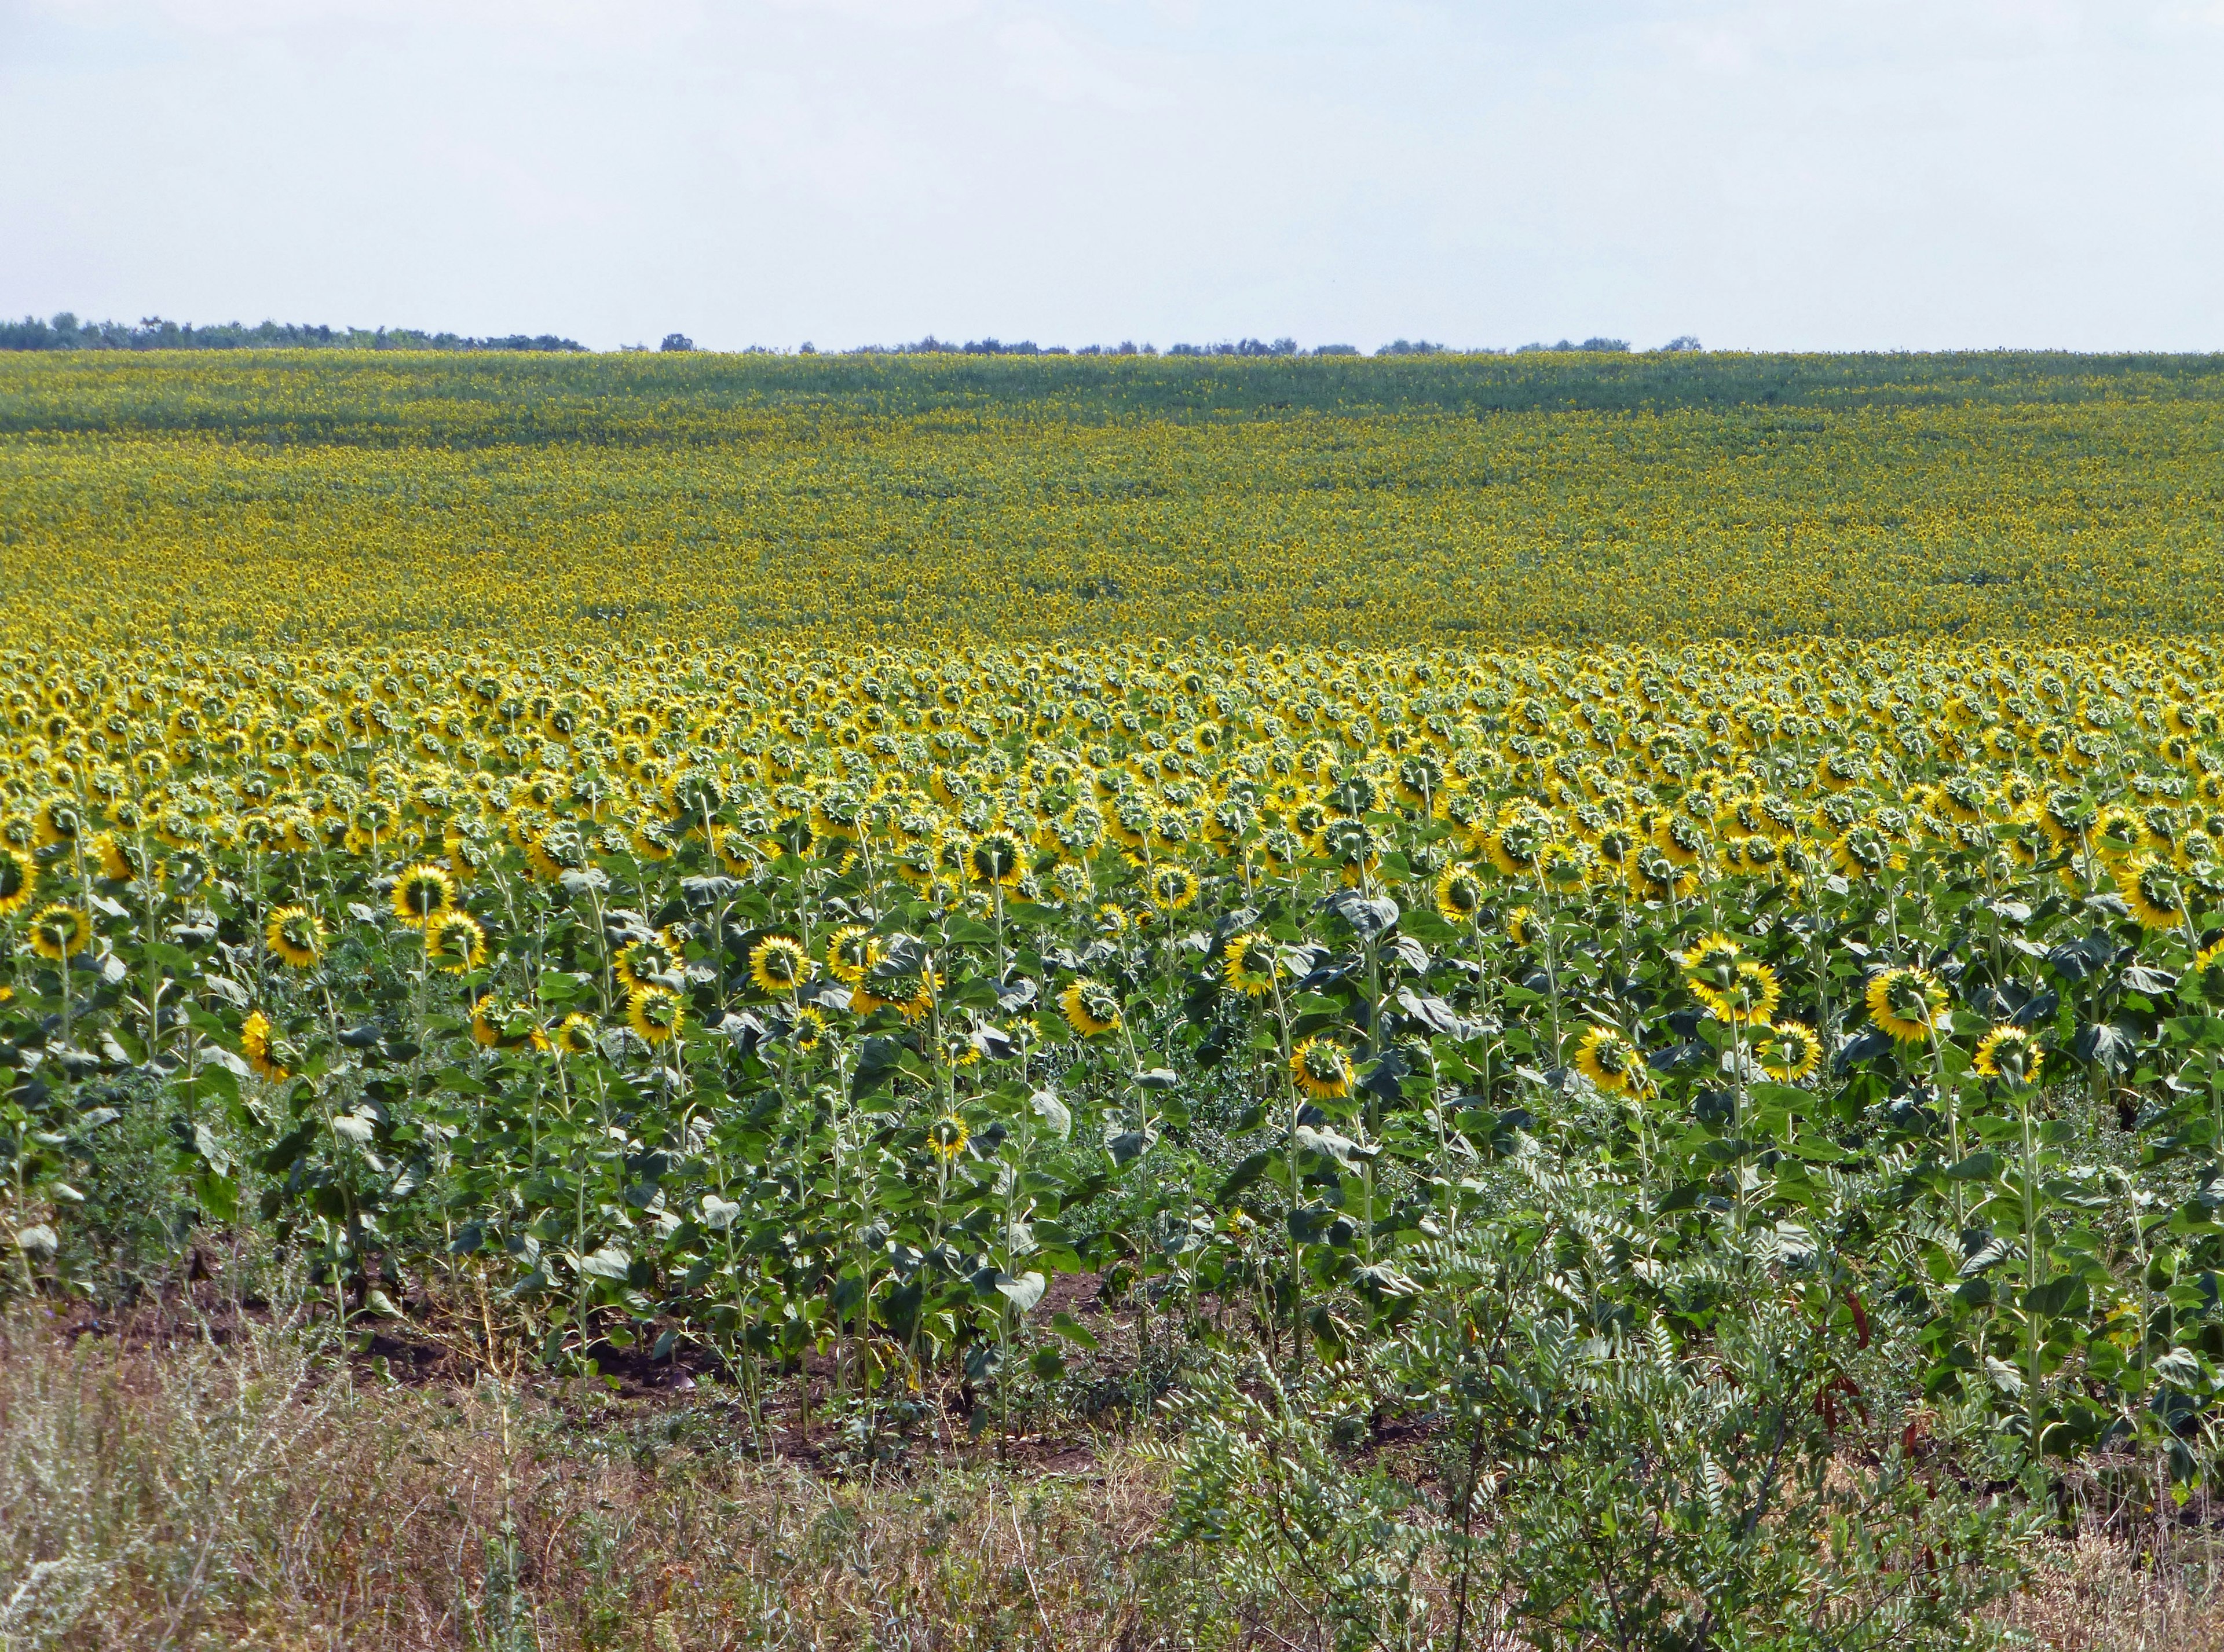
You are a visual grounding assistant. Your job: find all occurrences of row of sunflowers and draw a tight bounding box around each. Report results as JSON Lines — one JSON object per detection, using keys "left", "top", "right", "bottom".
{"left": 3, "top": 633, "right": 2223, "bottom": 1477}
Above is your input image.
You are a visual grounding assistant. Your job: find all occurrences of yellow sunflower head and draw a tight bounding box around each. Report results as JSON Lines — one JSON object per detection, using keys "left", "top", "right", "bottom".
{"left": 1149, "top": 863, "right": 1200, "bottom": 913}
{"left": 926, "top": 1112, "right": 971, "bottom": 1163}
{"left": 1866, "top": 966, "right": 1948, "bottom": 1044}
{"left": 826, "top": 924, "right": 879, "bottom": 986}
{"left": 27, "top": 902, "right": 88, "bottom": 961}
{"left": 1222, "top": 931, "right": 1283, "bottom": 998}
{"left": 0, "top": 847, "right": 36, "bottom": 918}
{"left": 968, "top": 828, "right": 1027, "bottom": 888}
{"left": 555, "top": 1012, "right": 602, "bottom": 1057}
{"left": 265, "top": 904, "right": 326, "bottom": 968}
{"left": 240, "top": 1009, "right": 290, "bottom": 1081}
{"left": 747, "top": 935, "right": 813, "bottom": 995}
{"left": 1753, "top": 1020, "right": 1823, "bottom": 1082}
{"left": 425, "top": 910, "right": 488, "bottom": 975}
{"left": 1693, "top": 959, "right": 1782, "bottom": 1026}
{"left": 1435, "top": 861, "right": 1484, "bottom": 921}
{"left": 1573, "top": 1023, "right": 1645, "bottom": 1095}
{"left": 1972, "top": 1024, "right": 2042, "bottom": 1086}
{"left": 391, "top": 862, "right": 455, "bottom": 928}
{"left": 2115, "top": 854, "right": 2188, "bottom": 932}
{"left": 627, "top": 983, "right": 683, "bottom": 1045}
{"left": 1290, "top": 1036, "right": 1352, "bottom": 1100}
{"left": 791, "top": 1005, "right": 829, "bottom": 1053}
{"left": 1058, "top": 976, "right": 1122, "bottom": 1038}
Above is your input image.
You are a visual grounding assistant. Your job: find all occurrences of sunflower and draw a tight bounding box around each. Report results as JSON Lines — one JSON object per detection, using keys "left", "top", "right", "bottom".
{"left": 2115, "top": 854, "right": 2188, "bottom": 932}
{"left": 1093, "top": 903, "right": 1130, "bottom": 939}
{"left": 1058, "top": 977, "right": 1122, "bottom": 1038}
{"left": 1866, "top": 966, "right": 1948, "bottom": 1043}
{"left": 854, "top": 965, "right": 938, "bottom": 1021}
{"left": 0, "top": 847, "right": 35, "bottom": 918}
{"left": 1435, "top": 861, "right": 1484, "bottom": 921}
{"left": 1573, "top": 1024, "right": 1644, "bottom": 1094}
{"left": 471, "top": 995, "right": 547, "bottom": 1052}
{"left": 555, "top": 1012, "right": 602, "bottom": 1056}
{"left": 1692, "top": 959, "right": 1782, "bottom": 1026}
{"left": 616, "top": 936, "right": 683, "bottom": 992}
{"left": 1830, "top": 827, "right": 1897, "bottom": 881}
{"left": 1223, "top": 931, "right": 1283, "bottom": 998}
{"left": 1677, "top": 932, "right": 1743, "bottom": 976}
{"left": 748, "top": 935, "right": 814, "bottom": 995}
{"left": 425, "top": 911, "right": 488, "bottom": 975}
{"left": 627, "top": 983, "right": 683, "bottom": 1045}
{"left": 968, "top": 827, "right": 1027, "bottom": 888}
{"left": 1290, "top": 1036, "right": 1352, "bottom": 1100}
{"left": 791, "top": 1005, "right": 829, "bottom": 1053}
{"left": 826, "top": 924, "right": 878, "bottom": 986}
{"left": 1485, "top": 818, "right": 1545, "bottom": 879}
{"left": 1505, "top": 904, "right": 1535, "bottom": 947}
{"left": 240, "top": 1010, "right": 288, "bottom": 1081}
{"left": 390, "top": 862, "right": 455, "bottom": 928}
{"left": 926, "top": 1113, "right": 971, "bottom": 1163}
{"left": 265, "top": 904, "right": 325, "bottom": 968}
{"left": 1753, "top": 1020, "right": 1823, "bottom": 1082}
{"left": 27, "top": 903, "right": 87, "bottom": 961}
{"left": 89, "top": 832, "right": 134, "bottom": 882}
{"left": 712, "top": 827, "right": 762, "bottom": 876}
{"left": 1973, "top": 1024, "right": 2042, "bottom": 1085}
{"left": 1148, "top": 864, "right": 1200, "bottom": 912}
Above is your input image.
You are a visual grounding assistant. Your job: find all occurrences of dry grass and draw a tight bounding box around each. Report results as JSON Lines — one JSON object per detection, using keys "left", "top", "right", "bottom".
{"left": 0, "top": 1307, "right": 1193, "bottom": 1651}
{"left": 2, "top": 1307, "right": 2219, "bottom": 1651}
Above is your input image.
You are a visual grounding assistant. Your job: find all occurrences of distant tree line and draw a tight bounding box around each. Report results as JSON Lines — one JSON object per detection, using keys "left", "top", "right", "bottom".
{"left": 860, "top": 335, "right": 1696, "bottom": 358}
{"left": 2, "top": 313, "right": 1702, "bottom": 357}
{"left": 0, "top": 313, "right": 586, "bottom": 352}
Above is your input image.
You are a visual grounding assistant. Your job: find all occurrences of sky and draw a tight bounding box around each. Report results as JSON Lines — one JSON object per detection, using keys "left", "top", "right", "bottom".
{"left": 3, "top": 0, "right": 2221, "bottom": 353}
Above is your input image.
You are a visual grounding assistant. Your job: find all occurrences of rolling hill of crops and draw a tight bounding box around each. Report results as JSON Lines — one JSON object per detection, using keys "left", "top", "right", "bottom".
{"left": 3, "top": 349, "right": 2221, "bottom": 649}
{"left": 5, "top": 351, "right": 2224, "bottom": 1646}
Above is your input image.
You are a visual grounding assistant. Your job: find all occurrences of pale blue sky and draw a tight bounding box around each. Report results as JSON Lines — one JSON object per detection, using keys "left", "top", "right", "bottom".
{"left": 4, "top": 1, "right": 2220, "bottom": 352}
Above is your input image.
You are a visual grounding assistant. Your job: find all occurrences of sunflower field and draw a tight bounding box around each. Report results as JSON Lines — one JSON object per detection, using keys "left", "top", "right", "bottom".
{"left": 6, "top": 353, "right": 2224, "bottom": 1643}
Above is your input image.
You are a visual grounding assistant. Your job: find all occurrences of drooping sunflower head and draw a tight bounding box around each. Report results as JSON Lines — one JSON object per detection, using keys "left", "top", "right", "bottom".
{"left": 926, "top": 1113, "right": 971, "bottom": 1163}
{"left": 826, "top": 924, "right": 879, "bottom": 986}
{"left": 627, "top": 983, "right": 683, "bottom": 1045}
{"left": 2190, "top": 935, "right": 2224, "bottom": 999}
{"left": 1093, "top": 903, "right": 1130, "bottom": 939}
{"left": 0, "top": 847, "right": 36, "bottom": 918}
{"left": 2116, "top": 854, "right": 2189, "bottom": 932}
{"left": 616, "top": 936, "right": 683, "bottom": 992}
{"left": 1435, "top": 861, "right": 1484, "bottom": 921}
{"left": 240, "top": 1009, "right": 290, "bottom": 1081}
{"left": 425, "top": 910, "right": 488, "bottom": 975}
{"left": 27, "top": 902, "right": 88, "bottom": 961}
{"left": 1574, "top": 1024, "right": 1644, "bottom": 1094}
{"left": 391, "top": 862, "right": 455, "bottom": 928}
{"left": 1972, "top": 1024, "right": 2042, "bottom": 1086}
{"left": 791, "top": 1005, "right": 829, "bottom": 1054}
{"left": 1693, "top": 959, "right": 1782, "bottom": 1025}
{"left": 748, "top": 935, "right": 813, "bottom": 995}
{"left": 1866, "top": 966, "right": 1948, "bottom": 1043}
{"left": 1290, "top": 1036, "right": 1352, "bottom": 1100}
{"left": 1753, "top": 1020, "right": 1823, "bottom": 1082}
{"left": 1149, "top": 864, "right": 1200, "bottom": 913}
{"left": 471, "top": 994, "right": 547, "bottom": 1052}
{"left": 1223, "top": 931, "right": 1283, "bottom": 998}
{"left": 1505, "top": 904, "right": 1536, "bottom": 948}
{"left": 1678, "top": 932, "right": 1743, "bottom": 977}
{"left": 968, "top": 827, "right": 1027, "bottom": 888}
{"left": 1058, "top": 976, "right": 1123, "bottom": 1038}
{"left": 265, "top": 904, "right": 326, "bottom": 968}
{"left": 555, "top": 1012, "right": 602, "bottom": 1057}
